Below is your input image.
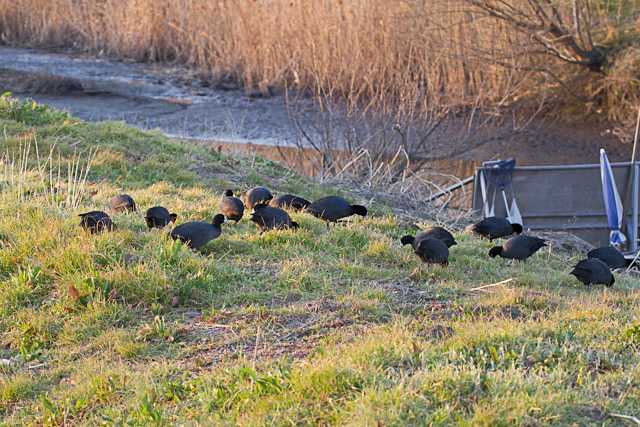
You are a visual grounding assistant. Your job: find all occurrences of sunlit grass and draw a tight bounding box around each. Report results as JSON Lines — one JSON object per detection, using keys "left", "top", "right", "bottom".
{"left": 0, "top": 98, "right": 639, "bottom": 425}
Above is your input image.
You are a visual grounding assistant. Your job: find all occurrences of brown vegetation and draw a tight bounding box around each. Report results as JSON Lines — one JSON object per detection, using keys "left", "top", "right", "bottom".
{"left": 0, "top": 0, "right": 638, "bottom": 125}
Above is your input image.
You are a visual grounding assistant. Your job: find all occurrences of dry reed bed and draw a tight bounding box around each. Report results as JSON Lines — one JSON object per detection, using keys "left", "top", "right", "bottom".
{"left": 0, "top": 0, "right": 529, "bottom": 116}
{"left": 0, "top": 0, "right": 638, "bottom": 122}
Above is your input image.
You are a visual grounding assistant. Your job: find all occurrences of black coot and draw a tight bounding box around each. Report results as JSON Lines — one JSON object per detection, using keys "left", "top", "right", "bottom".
{"left": 415, "top": 227, "right": 456, "bottom": 248}
{"left": 250, "top": 204, "right": 299, "bottom": 233}
{"left": 270, "top": 194, "right": 311, "bottom": 211}
{"left": 467, "top": 217, "right": 523, "bottom": 241}
{"left": 79, "top": 211, "right": 114, "bottom": 234}
{"left": 170, "top": 214, "right": 225, "bottom": 250}
{"left": 306, "top": 196, "right": 367, "bottom": 225}
{"left": 489, "top": 235, "right": 546, "bottom": 261}
{"left": 401, "top": 235, "right": 449, "bottom": 266}
{"left": 587, "top": 246, "right": 629, "bottom": 270}
{"left": 245, "top": 187, "right": 273, "bottom": 210}
{"left": 110, "top": 194, "right": 137, "bottom": 213}
{"left": 219, "top": 190, "right": 245, "bottom": 222}
{"left": 145, "top": 206, "right": 177, "bottom": 229}
{"left": 571, "top": 258, "right": 615, "bottom": 286}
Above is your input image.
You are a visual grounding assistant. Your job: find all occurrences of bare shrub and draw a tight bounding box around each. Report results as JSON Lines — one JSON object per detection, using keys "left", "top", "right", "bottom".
{"left": 463, "top": 0, "right": 640, "bottom": 123}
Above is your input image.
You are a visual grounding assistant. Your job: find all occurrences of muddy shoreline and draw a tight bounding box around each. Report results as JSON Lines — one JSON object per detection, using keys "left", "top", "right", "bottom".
{"left": 0, "top": 46, "right": 634, "bottom": 174}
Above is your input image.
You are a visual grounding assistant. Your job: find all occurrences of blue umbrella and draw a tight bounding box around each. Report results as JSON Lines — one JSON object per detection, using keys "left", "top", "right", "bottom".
{"left": 600, "top": 149, "right": 627, "bottom": 246}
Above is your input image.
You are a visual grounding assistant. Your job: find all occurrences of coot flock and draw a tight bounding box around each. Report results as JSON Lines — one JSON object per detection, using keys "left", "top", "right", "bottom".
{"left": 80, "top": 192, "right": 632, "bottom": 288}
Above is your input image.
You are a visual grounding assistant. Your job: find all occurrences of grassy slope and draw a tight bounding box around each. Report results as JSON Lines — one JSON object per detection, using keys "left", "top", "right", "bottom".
{"left": 0, "top": 96, "right": 639, "bottom": 426}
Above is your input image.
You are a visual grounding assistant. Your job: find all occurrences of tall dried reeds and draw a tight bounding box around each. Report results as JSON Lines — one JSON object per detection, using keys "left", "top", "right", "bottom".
{"left": 0, "top": 0, "right": 637, "bottom": 123}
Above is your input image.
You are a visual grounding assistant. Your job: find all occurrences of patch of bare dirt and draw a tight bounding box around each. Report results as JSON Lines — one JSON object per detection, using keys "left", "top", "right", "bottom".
{"left": 175, "top": 281, "right": 460, "bottom": 368}
{"left": 0, "top": 68, "right": 84, "bottom": 95}
{"left": 535, "top": 231, "right": 595, "bottom": 254}
{"left": 178, "top": 298, "right": 362, "bottom": 366}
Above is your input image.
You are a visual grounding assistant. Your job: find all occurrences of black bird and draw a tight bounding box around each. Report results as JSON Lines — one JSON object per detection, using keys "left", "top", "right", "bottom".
{"left": 587, "top": 246, "right": 630, "bottom": 270}
{"left": 401, "top": 227, "right": 457, "bottom": 251}
{"left": 467, "top": 217, "right": 523, "bottom": 241}
{"left": 110, "top": 194, "right": 137, "bottom": 213}
{"left": 245, "top": 187, "right": 273, "bottom": 210}
{"left": 170, "top": 214, "right": 225, "bottom": 250}
{"left": 79, "top": 211, "right": 114, "bottom": 234}
{"left": 401, "top": 235, "right": 449, "bottom": 266}
{"left": 306, "top": 196, "right": 367, "bottom": 226}
{"left": 250, "top": 204, "right": 299, "bottom": 233}
{"left": 219, "top": 190, "right": 245, "bottom": 223}
{"left": 571, "top": 258, "right": 615, "bottom": 287}
{"left": 489, "top": 235, "right": 546, "bottom": 261}
{"left": 270, "top": 194, "right": 311, "bottom": 211}
{"left": 144, "top": 206, "right": 177, "bottom": 229}
{"left": 418, "top": 227, "right": 457, "bottom": 248}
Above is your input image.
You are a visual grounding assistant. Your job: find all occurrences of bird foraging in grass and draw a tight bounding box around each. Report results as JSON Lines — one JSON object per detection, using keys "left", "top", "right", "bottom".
{"left": 306, "top": 196, "right": 367, "bottom": 227}
{"left": 219, "top": 189, "right": 245, "bottom": 223}
{"left": 587, "top": 246, "right": 631, "bottom": 270}
{"left": 170, "top": 214, "right": 225, "bottom": 250}
{"left": 110, "top": 194, "right": 137, "bottom": 213}
{"left": 250, "top": 204, "right": 299, "bottom": 233}
{"left": 488, "top": 235, "right": 546, "bottom": 261}
{"left": 144, "top": 206, "right": 177, "bottom": 229}
{"left": 401, "top": 235, "right": 449, "bottom": 266}
{"left": 245, "top": 187, "right": 273, "bottom": 210}
{"left": 270, "top": 194, "right": 311, "bottom": 211}
{"left": 570, "top": 258, "right": 615, "bottom": 287}
{"left": 405, "top": 227, "right": 457, "bottom": 248}
{"left": 79, "top": 211, "right": 114, "bottom": 234}
{"left": 467, "top": 217, "right": 523, "bottom": 241}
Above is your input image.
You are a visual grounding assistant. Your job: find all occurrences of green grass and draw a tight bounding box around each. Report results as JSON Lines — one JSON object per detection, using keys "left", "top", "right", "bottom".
{"left": 1, "top": 94, "right": 640, "bottom": 426}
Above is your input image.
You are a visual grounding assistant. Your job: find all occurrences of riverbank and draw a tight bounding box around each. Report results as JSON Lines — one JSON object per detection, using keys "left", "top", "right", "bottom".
{"left": 0, "top": 47, "right": 634, "bottom": 177}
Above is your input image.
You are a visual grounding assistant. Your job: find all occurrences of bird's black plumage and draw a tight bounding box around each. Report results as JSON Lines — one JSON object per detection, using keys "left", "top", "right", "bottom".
{"left": 219, "top": 190, "right": 245, "bottom": 222}
{"left": 489, "top": 235, "right": 546, "bottom": 261}
{"left": 145, "top": 206, "right": 177, "bottom": 229}
{"left": 270, "top": 194, "right": 311, "bottom": 211}
{"left": 401, "top": 227, "right": 456, "bottom": 251}
{"left": 170, "top": 214, "right": 225, "bottom": 249}
{"left": 401, "top": 235, "right": 449, "bottom": 266}
{"left": 79, "top": 211, "right": 114, "bottom": 234}
{"left": 421, "top": 227, "right": 457, "bottom": 248}
{"left": 587, "top": 246, "right": 629, "bottom": 270}
{"left": 306, "top": 196, "right": 367, "bottom": 224}
{"left": 467, "top": 217, "right": 523, "bottom": 241}
{"left": 571, "top": 258, "right": 615, "bottom": 286}
{"left": 250, "top": 204, "right": 299, "bottom": 232}
{"left": 110, "top": 194, "right": 137, "bottom": 213}
{"left": 245, "top": 187, "right": 273, "bottom": 210}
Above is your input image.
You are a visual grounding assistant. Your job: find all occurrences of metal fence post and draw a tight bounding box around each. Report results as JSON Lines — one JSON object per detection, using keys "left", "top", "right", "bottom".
{"left": 631, "top": 163, "right": 639, "bottom": 253}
